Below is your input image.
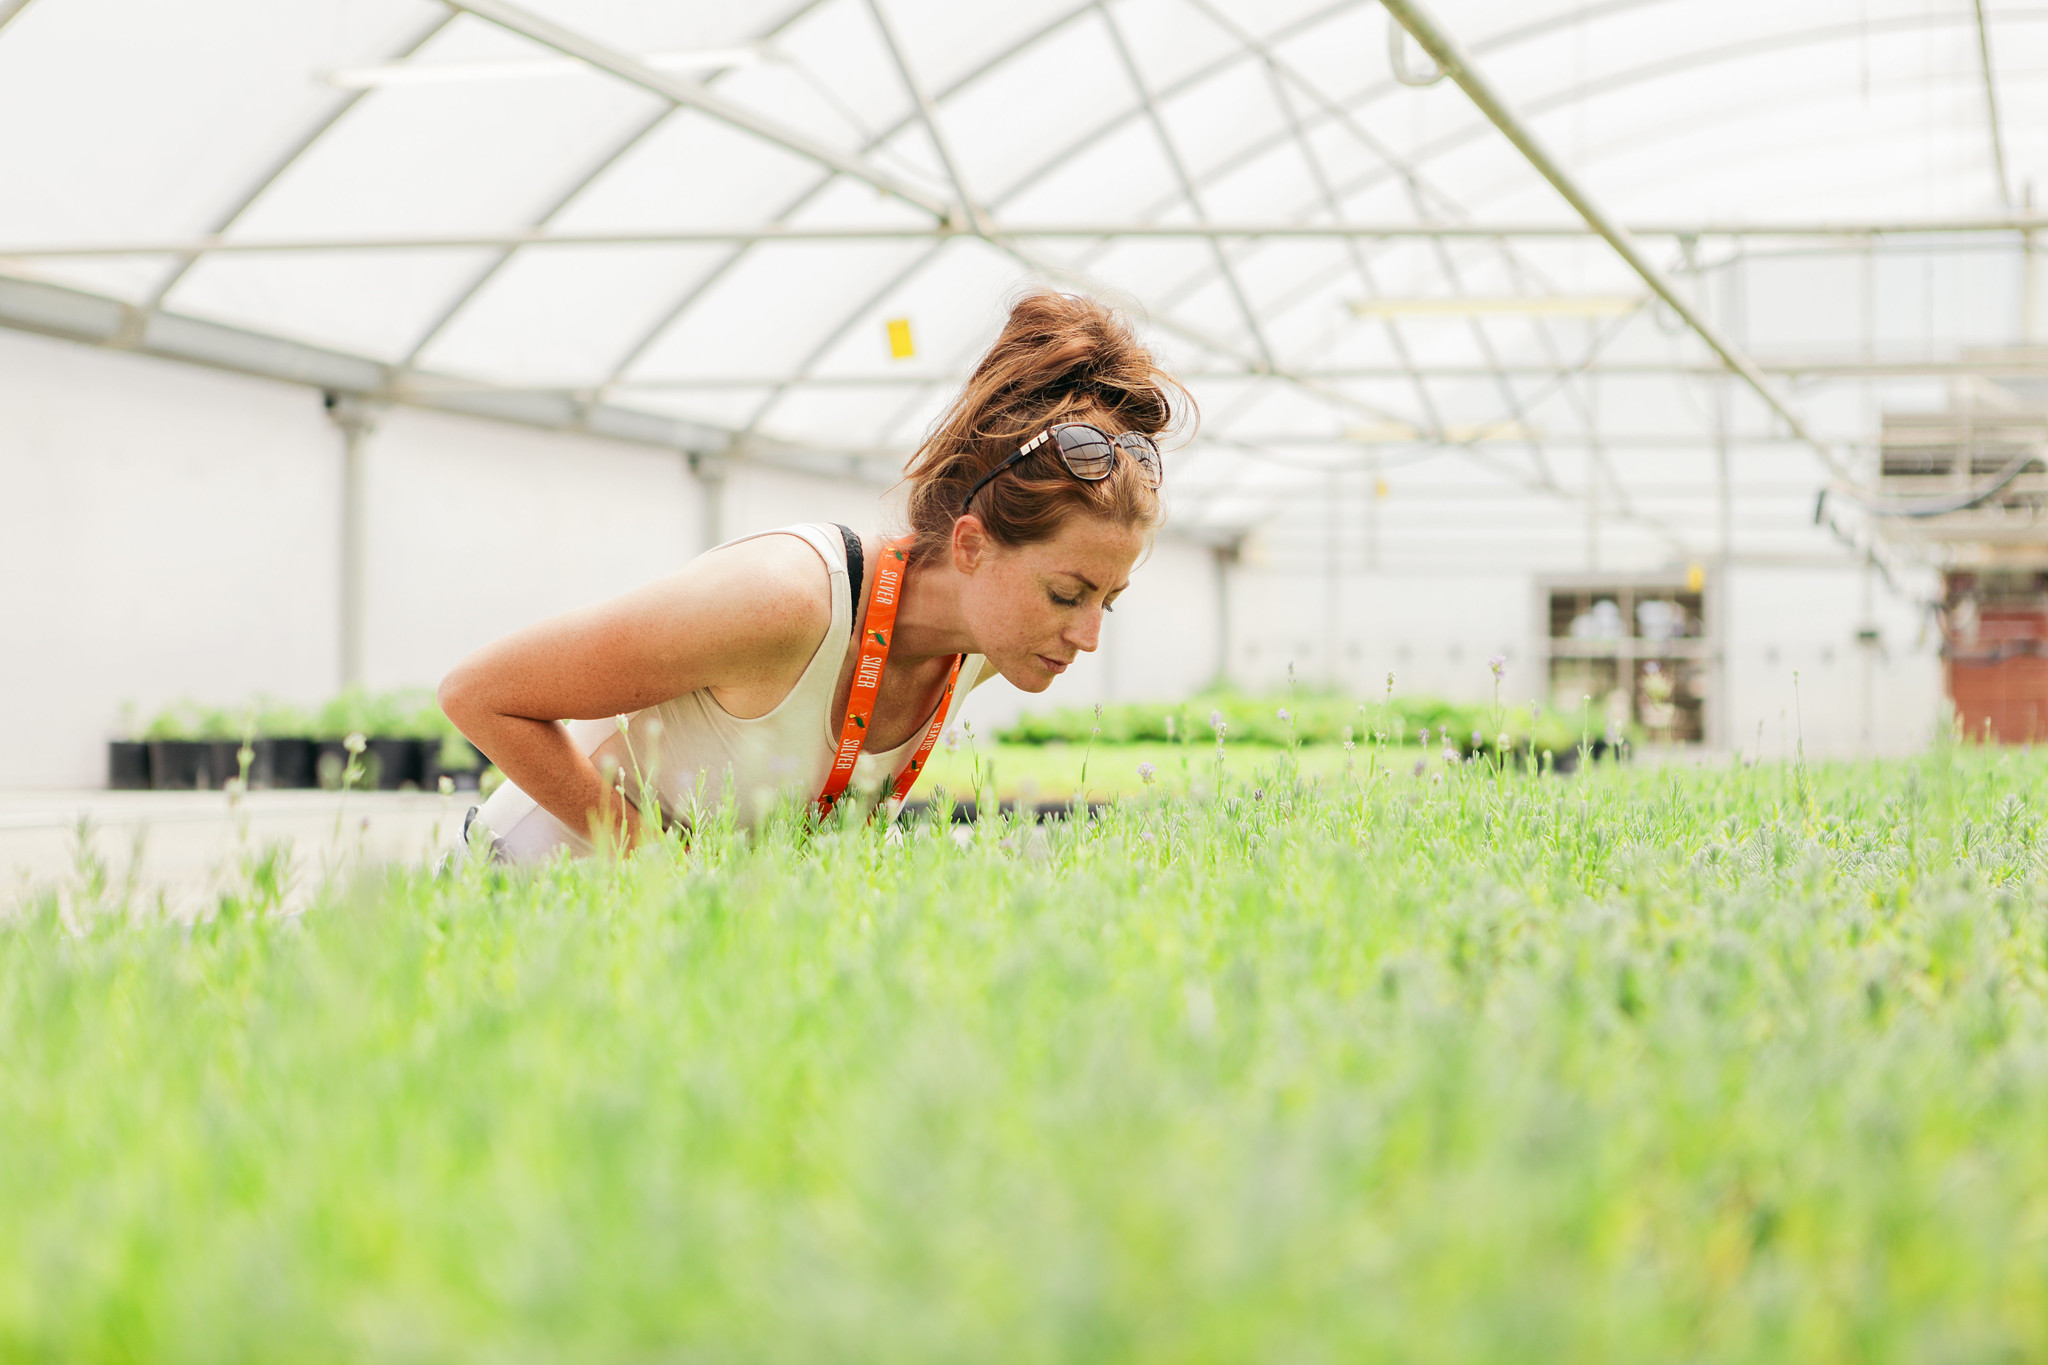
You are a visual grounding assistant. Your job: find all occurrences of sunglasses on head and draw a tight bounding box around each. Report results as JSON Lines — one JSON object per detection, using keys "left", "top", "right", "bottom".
{"left": 959, "top": 422, "right": 1163, "bottom": 515}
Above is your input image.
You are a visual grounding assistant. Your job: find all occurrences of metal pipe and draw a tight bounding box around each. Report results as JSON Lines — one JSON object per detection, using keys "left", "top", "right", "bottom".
{"left": 1249, "top": 44, "right": 1447, "bottom": 442}
{"left": 862, "top": 0, "right": 989, "bottom": 233}
{"left": 0, "top": 0, "right": 39, "bottom": 36}
{"left": 1972, "top": 0, "right": 2013, "bottom": 208}
{"left": 13, "top": 218, "right": 2048, "bottom": 258}
{"left": 135, "top": 12, "right": 456, "bottom": 330}
{"left": 442, "top": 0, "right": 954, "bottom": 220}
{"left": 1098, "top": 0, "right": 1278, "bottom": 372}
{"left": 559, "top": 355, "right": 2048, "bottom": 388}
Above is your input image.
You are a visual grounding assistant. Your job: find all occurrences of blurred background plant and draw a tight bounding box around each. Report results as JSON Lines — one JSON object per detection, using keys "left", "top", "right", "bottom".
{"left": 998, "top": 689, "right": 1619, "bottom": 756}
{"left": 134, "top": 688, "right": 457, "bottom": 743}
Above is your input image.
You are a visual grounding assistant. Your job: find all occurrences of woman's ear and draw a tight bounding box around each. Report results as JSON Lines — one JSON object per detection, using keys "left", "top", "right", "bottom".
{"left": 951, "top": 514, "right": 990, "bottom": 575}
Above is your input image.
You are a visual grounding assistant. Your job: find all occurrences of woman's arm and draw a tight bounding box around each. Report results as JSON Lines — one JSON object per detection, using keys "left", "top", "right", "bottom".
{"left": 437, "top": 534, "right": 835, "bottom": 849}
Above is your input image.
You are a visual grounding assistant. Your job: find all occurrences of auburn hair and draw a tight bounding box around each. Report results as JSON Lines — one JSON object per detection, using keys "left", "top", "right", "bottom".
{"left": 900, "top": 290, "right": 1194, "bottom": 566}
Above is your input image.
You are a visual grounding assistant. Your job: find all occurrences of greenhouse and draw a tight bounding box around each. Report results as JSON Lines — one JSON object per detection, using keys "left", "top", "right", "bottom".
{"left": 5, "top": 0, "right": 2048, "bottom": 1356}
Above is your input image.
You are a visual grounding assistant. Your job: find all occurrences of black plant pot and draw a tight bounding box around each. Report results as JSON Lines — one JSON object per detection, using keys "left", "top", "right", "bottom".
{"left": 228, "top": 739, "right": 319, "bottom": 789}
{"left": 148, "top": 740, "right": 238, "bottom": 790}
{"left": 249, "top": 738, "right": 317, "bottom": 789}
{"left": 315, "top": 737, "right": 423, "bottom": 791}
{"left": 108, "top": 740, "right": 152, "bottom": 790}
{"left": 421, "top": 737, "right": 488, "bottom": 792}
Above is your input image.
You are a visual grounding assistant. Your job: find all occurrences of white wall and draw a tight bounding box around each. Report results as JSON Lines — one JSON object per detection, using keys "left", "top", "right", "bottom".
{"left": 362, "top": 406, "right": 704, "bottom": 692}
{"left": 1203, "top": 557, "right": 1945, "bottom": 759}
{"left": 1723, "top": 563, "right": 1945, "bottom": 760}
{"left": 1224, "top": 564, "right": 1531, "bottom": 706}
{"left": 1, "top": 330, "right": 722, "bottom": 787}
{"left": 721, "top": 461, "right": 900, "bottom": 541}
{"left": 3, "top": 330, "right": 341, "bottom": 787}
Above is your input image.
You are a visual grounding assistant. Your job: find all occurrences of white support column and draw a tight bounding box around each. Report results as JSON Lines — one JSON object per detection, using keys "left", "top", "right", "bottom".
{"left": 1211, "top": 540, "right": 1238, "bottom": 691}
{"left": 327, "top": 392, "right": 379, "bottom": 692}
{"left": 1324, "top": 468, "right": 1342, "bottom": 688}
{"left": 1712, "top": 376, "right": 1734, "bottom": 756}
{"left": 689, "top": 451, "right": 728, "bottom": 554}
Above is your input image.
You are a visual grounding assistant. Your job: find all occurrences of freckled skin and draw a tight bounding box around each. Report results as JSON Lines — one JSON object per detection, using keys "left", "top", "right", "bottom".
{"left": 945, "top": 516, "right": 1146, "bottom": 694}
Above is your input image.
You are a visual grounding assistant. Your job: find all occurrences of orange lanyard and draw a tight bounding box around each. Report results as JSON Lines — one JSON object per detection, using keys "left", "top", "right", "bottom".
{"left": 816, "top": 537, "right": 963, "bottom": 819}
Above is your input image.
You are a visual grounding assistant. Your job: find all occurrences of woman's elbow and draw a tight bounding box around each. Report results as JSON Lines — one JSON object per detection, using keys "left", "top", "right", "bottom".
{"left": 437, "top": 665, "right": 484, "bottom": 734}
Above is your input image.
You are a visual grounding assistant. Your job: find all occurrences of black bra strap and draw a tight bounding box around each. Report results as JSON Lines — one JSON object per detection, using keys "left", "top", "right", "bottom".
{"left": 835, "top": 523, "right": 863, "bottom": 639}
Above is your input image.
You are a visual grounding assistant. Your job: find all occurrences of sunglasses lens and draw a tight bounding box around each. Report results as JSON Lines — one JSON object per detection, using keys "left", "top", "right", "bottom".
{"left": 1114, "top": 432, "right": 1163, "bottom": 488}
{"left": 1053, "top": 425, "right": 1115, "bottom": 479}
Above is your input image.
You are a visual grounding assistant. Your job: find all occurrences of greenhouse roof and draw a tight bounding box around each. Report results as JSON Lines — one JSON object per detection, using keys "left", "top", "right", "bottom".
{"left": 1, "top": 0, "right": 2042, "bottom": 570}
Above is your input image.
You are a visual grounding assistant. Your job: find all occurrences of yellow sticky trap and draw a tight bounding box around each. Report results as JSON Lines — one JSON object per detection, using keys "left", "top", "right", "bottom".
{"left": 885, "top": 317, "right": 915, "bottom": 360}
{"left": 1685, "top": 562, "right": 1705, "bottom": 592}
{"left": 1374, "top": 478, "right": 1390, "bottom": 498}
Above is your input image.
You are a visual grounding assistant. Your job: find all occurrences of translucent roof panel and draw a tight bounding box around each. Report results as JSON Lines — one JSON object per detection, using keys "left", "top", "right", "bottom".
{"left": 1, "top": 0, "right": 2042, "bottom": 572}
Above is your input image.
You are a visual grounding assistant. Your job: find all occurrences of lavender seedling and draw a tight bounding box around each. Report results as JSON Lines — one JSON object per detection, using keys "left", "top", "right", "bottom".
{"left": 1485, "top": 653, "right": 1508, "bottom": 776}
{"left": 331, "top": 730, "right": 367, "bottom": 850}
{"left": 1080, "top": 702, "right": 1103, "bottom": 790}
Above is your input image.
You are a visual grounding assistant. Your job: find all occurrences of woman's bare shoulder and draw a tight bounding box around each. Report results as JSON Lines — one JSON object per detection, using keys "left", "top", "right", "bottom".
{"left": 438, "top": 528, "right": 843, "bottom": 726}
{"left": 629, "top": 528, "right": 834, "bottom": 654}
{"left": 691, "top": 529, "right": 837, "bottom": 610}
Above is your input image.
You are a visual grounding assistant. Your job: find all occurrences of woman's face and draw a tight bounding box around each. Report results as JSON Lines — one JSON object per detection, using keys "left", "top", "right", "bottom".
{"left": 959, "top": 514, "right": 1148, "bottom": 693}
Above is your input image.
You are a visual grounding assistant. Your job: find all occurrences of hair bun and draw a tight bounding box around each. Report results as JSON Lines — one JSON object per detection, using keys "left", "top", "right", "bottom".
{"left": 897, "top": 290, "right": 1196, "bottom": 565}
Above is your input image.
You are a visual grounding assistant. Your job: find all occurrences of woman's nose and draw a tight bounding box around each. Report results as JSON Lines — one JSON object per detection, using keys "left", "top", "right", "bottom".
{"left": 1064, "top": 607, "right": 1104, "bottom": 653}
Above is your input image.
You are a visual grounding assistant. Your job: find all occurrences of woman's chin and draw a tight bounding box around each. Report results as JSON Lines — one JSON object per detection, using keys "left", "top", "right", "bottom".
{"left": 998, "top": 660, "right": 1058, "bottom": 693}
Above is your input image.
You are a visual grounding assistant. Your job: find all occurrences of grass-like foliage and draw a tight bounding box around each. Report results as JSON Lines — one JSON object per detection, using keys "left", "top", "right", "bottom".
{"left": 996, "top": 687, "right": 1605, "bottom": 753}
{"left": 7, "top": 747, "right": 2048, "bottom": 1361}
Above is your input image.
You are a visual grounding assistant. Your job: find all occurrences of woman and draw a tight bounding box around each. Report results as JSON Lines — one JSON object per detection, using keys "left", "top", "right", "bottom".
{"left": 440, "top": 291, "right": 1191, "bottom": 862}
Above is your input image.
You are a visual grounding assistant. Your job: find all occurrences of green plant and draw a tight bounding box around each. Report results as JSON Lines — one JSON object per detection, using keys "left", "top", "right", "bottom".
{"left": 315, "top": 687, "right": 411, "bottom": 740}
{"left": 139, "top": 698, "right": 239, "bottom": 741}
{"left": 249, "top": 697, "right": 316, "bottom": 739}
{"left": 1000, "top": 688, "right": 1603, "bottom": 755}
{"left": 9, "top": 748, "right": 2048, "bottom": 1359}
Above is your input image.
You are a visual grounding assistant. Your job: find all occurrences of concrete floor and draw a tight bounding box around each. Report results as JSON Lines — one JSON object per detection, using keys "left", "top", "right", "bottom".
{"left": 1, "top": 788, "right": 470, "bottom": 918}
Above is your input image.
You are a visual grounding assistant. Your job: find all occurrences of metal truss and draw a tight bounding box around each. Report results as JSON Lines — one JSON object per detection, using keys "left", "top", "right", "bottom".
{"left": 1382, "top": 0, "right": 1850, "bottom": 492}
{"left": 443, "top": 0, "right": 954, "bottom": 220}
{"left": 0, "top": 0, "right": 2034, "bottom": 566}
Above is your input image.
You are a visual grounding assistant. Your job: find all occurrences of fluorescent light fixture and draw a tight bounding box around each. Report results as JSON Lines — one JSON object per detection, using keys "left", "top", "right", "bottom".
{"left": 325, "top": 46, "right": 769, "bottom": 88}
{"left": 1348, "top": 295, "right": 1645, "bottom": 317}
{"left": 1344, "top": 421, "right": 1538, "bottom": 443}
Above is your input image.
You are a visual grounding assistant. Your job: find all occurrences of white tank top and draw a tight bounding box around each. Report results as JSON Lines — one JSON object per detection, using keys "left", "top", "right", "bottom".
{"left": 468, "top": 523, "right": 989, "bottom": 862}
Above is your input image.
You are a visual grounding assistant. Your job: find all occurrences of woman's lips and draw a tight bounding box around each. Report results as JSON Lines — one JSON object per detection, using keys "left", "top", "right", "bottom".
{"left": 1038, "top": 655, "right": 1070, "bottom": 675}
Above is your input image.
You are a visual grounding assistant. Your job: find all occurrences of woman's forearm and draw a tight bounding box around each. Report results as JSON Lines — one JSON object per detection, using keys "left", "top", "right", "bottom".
{"left": 460, "top": 711, "right": 647, "bottom": 851}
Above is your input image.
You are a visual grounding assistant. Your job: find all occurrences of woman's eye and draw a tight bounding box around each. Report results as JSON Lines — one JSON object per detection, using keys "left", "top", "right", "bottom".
{"left": 1049, "top": 591, "right": 1079, "bottom": 608}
